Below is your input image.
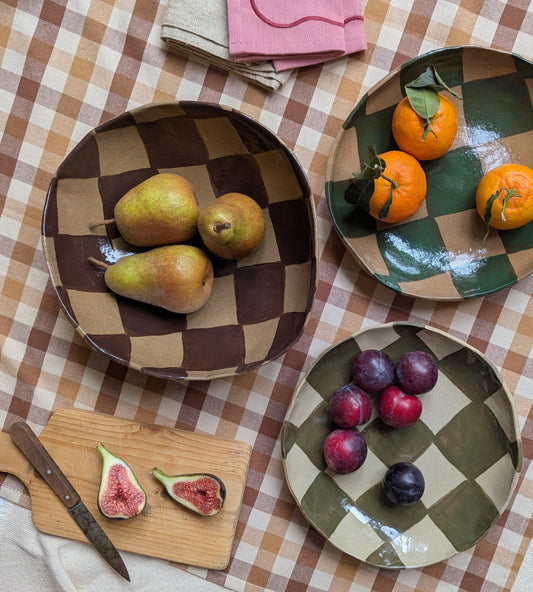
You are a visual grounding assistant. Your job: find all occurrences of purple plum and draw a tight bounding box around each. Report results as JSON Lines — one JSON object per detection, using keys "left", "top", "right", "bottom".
{"left": 378, "top": 386, "right": 422, "bottom": 428}
{"left": 323, "top": 429, "right": 367, "bottom": 474}
{"left": 395, "top": 350, "right": 438, "bottom": 395}
{"left": 382, "top": 462, "right": 425, "bottom": 505}
{"left": 329, "top": 384, "right": 372, "bottom": 428}
{"left": 352, "top": 349, "right": 395, "bottom": 392}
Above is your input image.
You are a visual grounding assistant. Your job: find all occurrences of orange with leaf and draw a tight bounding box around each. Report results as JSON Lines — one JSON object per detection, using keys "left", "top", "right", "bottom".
{"left": 346, "top": 146, "right": 427, "bottom": 224}
{"left": 475, "top": 163, "right": 533, "bottom": 243}
{"left": 392, "top": 66, "right": 461, "bottom": 161}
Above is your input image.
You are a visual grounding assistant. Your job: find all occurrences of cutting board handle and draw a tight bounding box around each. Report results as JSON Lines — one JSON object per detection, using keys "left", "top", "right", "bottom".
{"left": 0, "top": 430, "right": 34, "bottom": 490}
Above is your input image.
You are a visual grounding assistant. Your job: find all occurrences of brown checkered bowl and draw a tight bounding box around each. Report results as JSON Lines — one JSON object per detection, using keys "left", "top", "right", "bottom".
{"left": 42, "top": 102, "right": 318, "bottom": 381}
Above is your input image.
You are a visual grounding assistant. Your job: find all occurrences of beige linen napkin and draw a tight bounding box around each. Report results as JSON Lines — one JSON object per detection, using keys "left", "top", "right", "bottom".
{"left": 0, "top": 498, "right": 228, "bottom": 592}
{"left": 160, "top": 0, "right": 294, "bottom": 91}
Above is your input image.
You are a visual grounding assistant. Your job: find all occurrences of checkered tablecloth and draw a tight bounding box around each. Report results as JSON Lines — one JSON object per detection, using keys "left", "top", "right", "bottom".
{"left": 1, "top": 1, "right": 532, "bottom": 591}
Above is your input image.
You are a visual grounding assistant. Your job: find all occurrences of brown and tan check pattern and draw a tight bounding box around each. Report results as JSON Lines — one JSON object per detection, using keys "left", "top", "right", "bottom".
{"left": 1, "top": 1, "right": 532, "bottom": 591}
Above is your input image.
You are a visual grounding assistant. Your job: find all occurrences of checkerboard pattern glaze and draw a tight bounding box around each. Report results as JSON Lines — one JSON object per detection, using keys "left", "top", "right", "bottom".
{"left": 282, "top": 323, "right": 522, "bottom": 568}
{"left": 42, "top": 102, "right": 318, "bottom": 380}
{"left": 326, "top": 46, "right": 533, "bottom": 301}
{"left": 2, "top": 1, "right": 533, "bottom": 590}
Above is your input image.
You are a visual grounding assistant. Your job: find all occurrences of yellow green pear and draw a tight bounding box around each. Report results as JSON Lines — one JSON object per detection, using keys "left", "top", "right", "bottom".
{"left": 90, "top": 173, "right": 199, "bottom": 247}
{"left": 197, "top": 193, "right": 266, "bottom": 260}
{"left": 89, "top": 245, "right": 213, "bottom": 314}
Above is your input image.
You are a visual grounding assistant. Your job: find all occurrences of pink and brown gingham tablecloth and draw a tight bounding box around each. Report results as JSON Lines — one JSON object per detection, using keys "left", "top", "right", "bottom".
{"left": 1, "top": 1, "right": 532, "bottom": 591}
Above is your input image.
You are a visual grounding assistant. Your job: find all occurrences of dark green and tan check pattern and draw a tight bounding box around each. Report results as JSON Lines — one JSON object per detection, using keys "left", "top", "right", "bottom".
{"left": 326, "top": 46, "right": 533, "bottom": 301}
{"left": 282, "top": 323, "right": 522, "bottom": 568}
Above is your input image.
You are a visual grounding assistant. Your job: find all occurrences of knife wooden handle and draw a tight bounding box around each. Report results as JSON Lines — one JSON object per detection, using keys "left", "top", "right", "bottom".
{"left": 9, "top": 422, "right": 81, "bottom": 509}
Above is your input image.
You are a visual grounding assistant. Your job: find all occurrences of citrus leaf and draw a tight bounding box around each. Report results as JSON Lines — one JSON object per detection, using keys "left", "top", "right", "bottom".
{"left": 482, "top": 189, "right": 503, "bottom": 245}
{"left": 346, "top": 145, "right": 384, "bottom": 211}
{"left": 500, "top": 187, "right": 521, "bottom": 222}
{"left": 405, "top": 66, "right": 441, "bottom": 90}
{"left": 483, "top": 190, "right": 501, "bottom": 226}
{"left": 405, "top": 86, "right": 440, "bottom": 121}
{"left": 351, "top": 165, "right": 379, "bottom": 182}
{"left": 404, "top": 64, "right": 462, "bottom": 141}
{"left": 345, "top": 177, "right": 375, "bottom": 211}
{"left": 405, "top": 65, "right": 462, "bottom": 99}
{"left": 432, "top": 66, "right": 462, "bottom": 99}
{"left": 366, "top": 144, "right": 383, "bottom": 165}
{"left": 352, "top": 145, "right": 385, "bottom": 182}
{"left": 378, "top": 186, "right": 394, "bottom": 220}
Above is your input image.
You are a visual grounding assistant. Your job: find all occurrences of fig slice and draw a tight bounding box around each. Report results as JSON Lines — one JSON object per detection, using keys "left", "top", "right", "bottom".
{"left": 97, "top": 443, "right": 146, "bottom": 520}
{"left": 152, "top": 468, "right": 226, "bottom": 516}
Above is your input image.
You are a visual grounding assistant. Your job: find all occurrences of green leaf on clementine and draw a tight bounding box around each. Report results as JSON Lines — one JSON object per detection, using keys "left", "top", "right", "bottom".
{"left": 405, "top": 87, "right": 440, "bottom": 140}
{"left": 346, "top": 145, "right": 385, "bottom": 211}
{"left": 346, "top": 145, "right": 395, "bottom": 220}
{"left": 405, "top": 65, "right": 462, "bottom": 98}
{"left": 404, "top": 65, "right": 462, "bottom": 140}
{"left": 481, "top": 187, "right": 522, "bottom": 245}
{"left": 345, "top": 178, "right": 374, "bottom": 212}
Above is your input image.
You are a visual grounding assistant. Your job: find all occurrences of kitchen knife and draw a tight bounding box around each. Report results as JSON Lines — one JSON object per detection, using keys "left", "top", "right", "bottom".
{"left": 9, "top": 421, "right": 130, "bottom": 582}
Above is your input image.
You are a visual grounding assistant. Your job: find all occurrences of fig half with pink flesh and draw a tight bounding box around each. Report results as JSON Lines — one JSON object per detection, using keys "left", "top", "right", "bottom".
{"left": 152, "top": 468, "right": 226, "bottom": 516}
{"left": 97, "top": 443, "right": 146, "bottom": 519}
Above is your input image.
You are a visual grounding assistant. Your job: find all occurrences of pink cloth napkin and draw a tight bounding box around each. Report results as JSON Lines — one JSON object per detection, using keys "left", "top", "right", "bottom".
{"left": 227, "top": 0, "right": 367, "bottom": 71}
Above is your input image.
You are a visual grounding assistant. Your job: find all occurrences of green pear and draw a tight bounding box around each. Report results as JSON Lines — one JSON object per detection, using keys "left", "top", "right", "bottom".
{"left": 197, "top": 193, "right": 266, "bottom": 260}
{"left": 89, "top": 245, "right": 213, "bottom": 314}
{"left": 90, "top": 173, "right": 199, "bottom": 247}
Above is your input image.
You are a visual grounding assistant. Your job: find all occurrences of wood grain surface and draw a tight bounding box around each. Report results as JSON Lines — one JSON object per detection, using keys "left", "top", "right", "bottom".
{"left": 0, "top": 408, "right": 251, "bottom": 569}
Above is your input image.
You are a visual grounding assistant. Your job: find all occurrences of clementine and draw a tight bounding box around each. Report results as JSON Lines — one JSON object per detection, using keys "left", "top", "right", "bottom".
{"left": 392, "top": 93, "right": 458, "bottom": 161}
{"left": 475, "top": 163, "right": 533, "bottom": 241}
{"left": 367, "top": 150, "right": 427, "bottom": 224}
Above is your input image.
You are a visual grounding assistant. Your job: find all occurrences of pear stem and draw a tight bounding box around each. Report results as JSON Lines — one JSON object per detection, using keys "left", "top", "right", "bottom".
{"left": 88, "top": 256, "right": 111, "bottom": 270}
{"left": 89, "top": 219, "right": 115, "bottom": 230}
{"left": 213, "top": 221, "right": 231, "bottom": 233}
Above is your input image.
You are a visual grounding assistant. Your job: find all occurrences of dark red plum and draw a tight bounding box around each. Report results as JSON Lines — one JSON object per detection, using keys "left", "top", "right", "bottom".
{"left": 395, "top": 350, "right": 438, "bottom": 395}
{"left": 323, "top": 429, "right": 367, "bottom": 474}
{"left": 329, "top": 384, "right": 372, "bottom": 428}
{"left": 352, "top": 349, "right": 395, "bottom": 392}
{"left": 382, "top": 462, "right": 425, "bottom": 505}
{"left": 378, "top": 386, "right": 422, "bottom": 428}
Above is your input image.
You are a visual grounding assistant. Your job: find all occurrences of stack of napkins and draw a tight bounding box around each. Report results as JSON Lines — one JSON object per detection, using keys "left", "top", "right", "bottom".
{"left": 161, "top": 0, "right": 366, "bottom": 91}
{"left": 161, "top": 0, "right": 292, "bottom": 91}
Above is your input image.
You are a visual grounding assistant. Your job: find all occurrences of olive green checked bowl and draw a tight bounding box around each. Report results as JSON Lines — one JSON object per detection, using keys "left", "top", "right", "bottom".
{"left": 281, "top": 323, "right": 522, "bottom": 569}
{"left": 326, "top": 46, "right": 533, "bottom": 300}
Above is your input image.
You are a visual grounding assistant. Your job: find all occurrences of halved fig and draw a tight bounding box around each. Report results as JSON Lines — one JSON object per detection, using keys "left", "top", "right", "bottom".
{"left": 152, "top": 468, "right": 226, "bottom": 516}
{"left": 97, "top": 443, "right": 146, "bottom": 519}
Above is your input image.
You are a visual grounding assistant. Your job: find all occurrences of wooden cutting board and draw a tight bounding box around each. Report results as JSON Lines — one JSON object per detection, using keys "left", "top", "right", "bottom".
{"left": 0, "top": 408, "right": 251, "bottom": 570}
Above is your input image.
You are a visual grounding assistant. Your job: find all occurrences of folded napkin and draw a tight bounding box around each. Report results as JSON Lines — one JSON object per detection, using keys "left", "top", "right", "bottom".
{"left": 161, "top": 0, "right": 294, "bottom": 91}
{"left": 227, "top": 0, "right": 367, "bottom": 71}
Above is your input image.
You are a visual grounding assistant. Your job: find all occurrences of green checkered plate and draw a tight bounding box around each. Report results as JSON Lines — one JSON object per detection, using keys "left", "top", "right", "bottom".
{"left": 326, "top": 46, "right": 533, "bottom": 300}
{"left": 281, "top": 323, "right": 522, "bottom": 568}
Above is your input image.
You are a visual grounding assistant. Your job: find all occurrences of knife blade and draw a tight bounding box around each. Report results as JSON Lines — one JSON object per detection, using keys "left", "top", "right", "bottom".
{"left": 9, "top": 421, "right": 130, "bottom": 582}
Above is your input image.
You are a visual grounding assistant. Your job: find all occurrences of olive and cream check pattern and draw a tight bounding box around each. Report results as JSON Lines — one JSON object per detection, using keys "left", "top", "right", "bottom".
{"left": 282, "top": 323, "right": 521, "bottom": 569}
